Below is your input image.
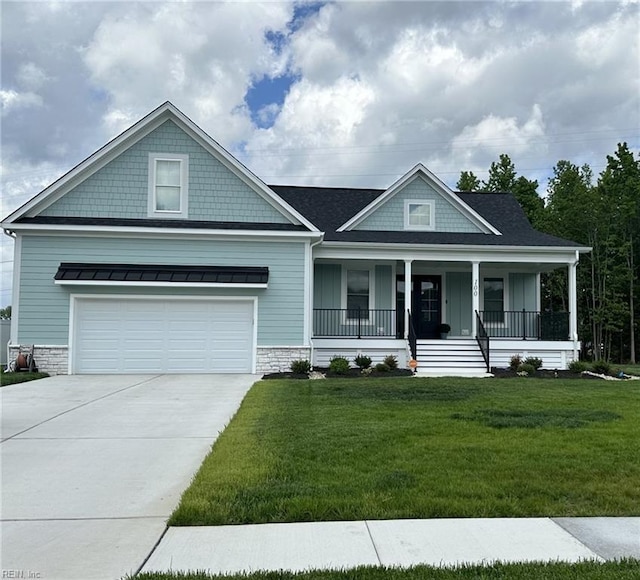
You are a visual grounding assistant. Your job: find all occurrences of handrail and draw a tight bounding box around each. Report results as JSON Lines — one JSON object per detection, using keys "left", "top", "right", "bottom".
{"left": 313, "top": 308, "right": 396, "bottom": 338}
{"left": 407, "top": 309, "right": 417, "bottom": 362}
{"left": 476, "top": 310, "right": 490, "bottom": 372}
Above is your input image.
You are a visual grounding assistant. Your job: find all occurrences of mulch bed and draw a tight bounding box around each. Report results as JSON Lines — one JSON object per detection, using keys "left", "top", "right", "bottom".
{"left": 491, "top": 368, "right": 603, "bottom": 380}
{"left": 262, "top": 367, "right": 414, "bottom": 380}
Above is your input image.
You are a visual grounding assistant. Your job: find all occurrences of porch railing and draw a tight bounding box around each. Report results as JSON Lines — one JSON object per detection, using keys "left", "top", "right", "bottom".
{"left": 475, "top": 310, "right": 490, "bottom": 372}
{"left": 478, "top": 310, "right": 569, "bottom": 340}
{"left": 313, "top": 309, "right": 397, "bottom": 338}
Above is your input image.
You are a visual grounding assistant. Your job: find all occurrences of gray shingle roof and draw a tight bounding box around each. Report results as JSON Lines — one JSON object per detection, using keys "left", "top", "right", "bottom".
{"left": 271, "top": 185, "right": 583, "bottom": 248}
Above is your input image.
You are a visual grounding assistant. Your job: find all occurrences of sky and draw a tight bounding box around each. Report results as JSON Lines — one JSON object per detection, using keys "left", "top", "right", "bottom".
{"left": 1, "top": 0, "right": 639, "bottom": 307}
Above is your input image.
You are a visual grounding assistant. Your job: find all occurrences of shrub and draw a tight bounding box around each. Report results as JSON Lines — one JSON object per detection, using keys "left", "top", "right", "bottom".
{"left": 383, "top": 355, "right": 398, "bottom": 370}
{"left": 517, "top": 363, "right": 536, "bottom": 376}
{"left": 329, "top": 356, "right": 350, "bottom": 375}
{"left": 509, "top": 354, "right": 522, "bottom": 371}
{"left": 524, "top": 357, "right": 543, "bottom": 370}
{"left": 375, "top": 362, "right": 390, "bottom": 372}
{"left": 591, "top": 360, "right": 612, "bottom": 375}
{"left": 290, "top": 359, "right": 311, "bottom": 374}
{"left": 568, "top": 360, "right": 588, "bottom": 373}
{"left": 354, "top": 355, "right": 372, "bottom": 369}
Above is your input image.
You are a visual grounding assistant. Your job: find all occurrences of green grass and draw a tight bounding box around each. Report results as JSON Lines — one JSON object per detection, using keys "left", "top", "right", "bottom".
{"left": 169, "top": 377, "right": 640, "bottom": 526}
{"left": 0, "top": 371, "right": 50, "bottom": 386}
{"left": 133, "top": 560, "right": 640, "bottom": 580}
{"left": 619, "top": 364, "right": 640, "bottom": 376}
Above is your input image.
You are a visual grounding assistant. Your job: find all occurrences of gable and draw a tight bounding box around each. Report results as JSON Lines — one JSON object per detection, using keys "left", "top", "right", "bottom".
{"left": 38, "top": 120, "right": 291, "bottom": 224}
{"left": 353, "top": 175, "right": 484, "bottom": 233}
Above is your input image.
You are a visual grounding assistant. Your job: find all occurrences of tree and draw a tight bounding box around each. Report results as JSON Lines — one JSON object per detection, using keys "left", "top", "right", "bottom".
{"left": 0, "top": 306, "right": 10, "bottom": 319}
{"left": 482, "top": 154, "right": 517, "bottom": 192}
{"left": 456, "top": 171, "right": 481, "bottom": 192}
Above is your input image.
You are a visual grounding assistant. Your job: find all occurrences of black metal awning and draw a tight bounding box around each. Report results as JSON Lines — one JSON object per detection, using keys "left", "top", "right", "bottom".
{"left": 54, "top": 263, "right": 269, "bottom": 285}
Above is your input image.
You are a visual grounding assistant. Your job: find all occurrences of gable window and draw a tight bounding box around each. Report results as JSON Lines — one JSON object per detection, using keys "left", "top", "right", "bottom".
{"left": 148, "top": 153, "right": 188, "bottom": 218}
{"left": 404, "top": 200, "right": 434, "bottom": 230}
{"left": 346, "top": 269, "right": 370, "bottom": 320}
{"left": 483, "top": 277, "right": 504, "bottom": 324}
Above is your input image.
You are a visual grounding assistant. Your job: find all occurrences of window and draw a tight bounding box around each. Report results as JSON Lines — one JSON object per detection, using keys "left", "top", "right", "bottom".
{"left": 483, "top": 278, "right": 504, "bottom": 324}
{"left": 346, "top": 269, "right": 369, "bottom": 320}
{"left": 404, "top": 200, "right": 434, "bottom": 230}
{"left": 148, "top": 153, "right": 188, "bottom": 218}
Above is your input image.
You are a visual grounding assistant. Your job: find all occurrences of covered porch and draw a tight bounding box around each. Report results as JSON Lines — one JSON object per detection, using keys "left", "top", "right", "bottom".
{"left": 310, "top": 253, "right": 580, "bottom": 372}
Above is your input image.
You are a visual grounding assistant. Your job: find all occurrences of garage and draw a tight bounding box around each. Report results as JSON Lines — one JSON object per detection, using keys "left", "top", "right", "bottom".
{"left": 73, "top": 297, "right": 255, "bottom": 374}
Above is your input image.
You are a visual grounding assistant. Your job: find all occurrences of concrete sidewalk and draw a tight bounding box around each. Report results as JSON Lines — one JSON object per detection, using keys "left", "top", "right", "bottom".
{"left": 142, "top": 517, "right": 640, "bottom": 576}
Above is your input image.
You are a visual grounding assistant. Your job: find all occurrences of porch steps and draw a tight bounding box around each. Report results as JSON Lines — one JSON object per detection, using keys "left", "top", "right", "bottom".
{"left": 414, "top": 339, "right": 491, "bottom": 377}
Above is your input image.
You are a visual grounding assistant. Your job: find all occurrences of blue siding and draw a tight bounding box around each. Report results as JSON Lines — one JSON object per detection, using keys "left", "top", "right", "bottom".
{"left": 446, "top": 272, "right": 472, "bottom": 336}
{"left": 510, "top": 273, "right": 537, "bottom": 311}
{"left": 18, "top": 235, "right": 305, "bottom": 345}
{"left": 355, "top": 176, "right": 482, "bottom": 233}
{"left": 40, "top": 120, "right": 290, "bottom": 223}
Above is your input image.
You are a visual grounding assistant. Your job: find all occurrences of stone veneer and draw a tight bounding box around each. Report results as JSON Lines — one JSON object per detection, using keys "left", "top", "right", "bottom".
{"left": 256, "top": 347, "right": 311, "bottom": 374}
{"left": 8, "top": 345, "right": 68, "bottom": 375}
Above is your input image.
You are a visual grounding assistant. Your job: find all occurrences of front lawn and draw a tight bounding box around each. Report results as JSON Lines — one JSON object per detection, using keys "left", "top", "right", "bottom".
{"left": 133, "top": 560, "right": 640, "bottom": 580}
{"left": 0, "top": 370, "right": 50, "bottom": 386}
{"left": 170, "top": 377, "right": 640, "bottom": 526}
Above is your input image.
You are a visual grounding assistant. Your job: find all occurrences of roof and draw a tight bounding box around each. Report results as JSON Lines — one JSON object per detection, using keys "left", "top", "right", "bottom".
{"left": 54, "top": 263, "right": 269, "bottom": 284}
{"left": 271, "top": 185, "right": 584, "bottom": 248}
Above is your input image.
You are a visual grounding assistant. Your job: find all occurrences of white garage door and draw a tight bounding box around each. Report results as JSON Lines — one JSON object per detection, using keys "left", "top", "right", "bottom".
{"left": 74, "top": 298, "right": 254, "bottom": 373}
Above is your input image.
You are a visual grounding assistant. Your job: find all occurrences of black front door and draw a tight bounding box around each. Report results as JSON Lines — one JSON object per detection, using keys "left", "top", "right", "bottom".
{"left": 412, "top": 275, "right": 442, "bottom": 339}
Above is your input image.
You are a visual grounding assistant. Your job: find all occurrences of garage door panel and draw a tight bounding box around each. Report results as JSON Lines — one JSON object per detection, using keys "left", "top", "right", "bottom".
{"left": 74, "top": 298, "right": 253, "bottom": 374}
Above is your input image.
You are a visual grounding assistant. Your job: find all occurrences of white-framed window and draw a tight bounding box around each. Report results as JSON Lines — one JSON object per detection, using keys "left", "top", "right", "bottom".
{"left": 148, "top": 153, "right": 189, "bottom": 218}
{"left": 341, "top": 265, "right": 376, "bottom": 322}
{"left": 483, "top": 277, "right": 505, "bottom": 324}
{"left": 404, "top": 200, "right": 435, "bottom": 230}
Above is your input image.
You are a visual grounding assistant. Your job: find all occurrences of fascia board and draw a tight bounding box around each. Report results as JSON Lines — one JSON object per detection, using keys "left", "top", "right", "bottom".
{"left": 1, "top": 222, "right": 324, "bottom": 242}
{"left": 337, "top": 164, "right": 501, "bottom": 235}
{"left": 314, "top": 241, "right": 590, "bottom": 262}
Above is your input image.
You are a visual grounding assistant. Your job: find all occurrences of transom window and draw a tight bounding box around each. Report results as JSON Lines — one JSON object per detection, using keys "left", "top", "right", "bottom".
{"left": 346, "top": 269, "right": 370, "bottom": 320}
{"left": 404, "top": 200, "right": 434, "bottom": 230}
{"left": 483, "top": 278, "right": 505, "bottom": 324}
{"left": 148, "top": 153, "right": 188, "bottom": 218}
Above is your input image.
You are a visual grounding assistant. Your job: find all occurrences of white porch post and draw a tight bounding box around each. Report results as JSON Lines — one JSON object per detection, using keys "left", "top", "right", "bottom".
{"left": 404, "top": 259, "right": 412, "bottom": 338}
{"left": 471, "top": 261, "right": 480, "bottom": 337}
{"left": 568, "top": 257, "right": 578, "bottom": 357}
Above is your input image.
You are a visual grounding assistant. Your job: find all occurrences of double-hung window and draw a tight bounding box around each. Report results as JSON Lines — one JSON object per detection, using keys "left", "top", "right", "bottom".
{"left": 346, "top": 269, "right": 370, "bottom": 320}
{"left": 148, "top": 153, "right": 188, "bottom": 218}
{"left": 483, "top": 277, "right": 505, "bottom": 324}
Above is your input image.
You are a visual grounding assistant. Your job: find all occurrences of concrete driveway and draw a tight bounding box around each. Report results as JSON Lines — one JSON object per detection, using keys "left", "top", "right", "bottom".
{"left": 1, "top": 373, "right": 258, "bottom": 580}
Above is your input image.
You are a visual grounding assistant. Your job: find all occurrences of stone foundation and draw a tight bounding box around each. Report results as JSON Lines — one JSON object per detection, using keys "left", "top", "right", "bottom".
{"left": 256, "top": 347, "right": 311, "bottom": 374}
{"left": 8, "top": 345, "right": 68, "bottom": 375}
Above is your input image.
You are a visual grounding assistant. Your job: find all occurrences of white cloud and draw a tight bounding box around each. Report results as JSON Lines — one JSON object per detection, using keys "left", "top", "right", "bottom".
{"left": 0, "top": 89, "right": 43, "bottom": 116}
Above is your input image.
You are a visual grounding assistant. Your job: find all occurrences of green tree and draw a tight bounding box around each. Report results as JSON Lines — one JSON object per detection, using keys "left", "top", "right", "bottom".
{"left": 482, "top": 154, "right": 517, "bottom": 192}
{"left": 456, "top": 171, "right": 481, "bottom": 191}
{"left": 0, "top": 306, "right": 10, "bottom": 319}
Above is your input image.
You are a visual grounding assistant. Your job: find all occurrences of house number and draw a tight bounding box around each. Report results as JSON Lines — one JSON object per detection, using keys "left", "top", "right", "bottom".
{"left": 473, "top": 280, "right": 478, "bottom": 297}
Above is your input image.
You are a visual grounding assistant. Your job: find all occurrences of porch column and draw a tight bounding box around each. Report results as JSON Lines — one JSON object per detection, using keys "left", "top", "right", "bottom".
{"left": 568, "top": 258, "right": 578, "bottom": 342}
{"left": 404, "top": 259, "right": 412, "bottom": 338}
{"left": 471, "top": 261, "right": 480, "bottom": 337}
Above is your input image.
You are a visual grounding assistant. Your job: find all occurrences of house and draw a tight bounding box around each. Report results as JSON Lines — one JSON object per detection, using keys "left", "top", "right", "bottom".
{"left": 2, "top": 102, "right": 589, "bottom": 376}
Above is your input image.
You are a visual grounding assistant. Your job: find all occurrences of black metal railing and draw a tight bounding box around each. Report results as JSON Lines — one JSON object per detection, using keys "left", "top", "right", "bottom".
{"left": 407, "top": 309, "right": 417, "bottom": 361}
{"left": 313, "top": 309, "right": 396, "bottom": 338}
{"left": 475, "top": 310, "right": 490, "bottom": 372}
{"left": 478, "top": 310, "right": 569, "bottom": 340}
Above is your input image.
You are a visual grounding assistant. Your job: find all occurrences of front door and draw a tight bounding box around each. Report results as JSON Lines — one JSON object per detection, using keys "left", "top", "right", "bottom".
{"left": 412, "top": 275, "right": 442, "bottom": 339}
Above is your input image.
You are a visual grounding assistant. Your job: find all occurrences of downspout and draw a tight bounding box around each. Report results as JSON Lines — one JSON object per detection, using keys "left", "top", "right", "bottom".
{"left": 308, "top": 233, "right": 324, "bottom": 369}
{"left": 572, "top": 250, "right": 579, "bottom": 362}
{"left": 3, "top": 228, "right": 16, "bottom": 367}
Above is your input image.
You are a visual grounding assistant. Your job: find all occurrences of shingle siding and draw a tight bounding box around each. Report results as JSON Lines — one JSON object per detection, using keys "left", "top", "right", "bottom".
{"left": 40, "top": 120, "right": 290, "bottom": 224}
{"left": 354, "top": 176, "right": 483, "bottom": 233}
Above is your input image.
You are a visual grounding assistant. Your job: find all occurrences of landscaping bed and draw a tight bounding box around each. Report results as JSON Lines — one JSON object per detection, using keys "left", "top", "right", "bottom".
{"left": 169, "top": 376, "right": 640, "bottom": 526}
{"left": 263, "top": 367, "right": 414, "bottom": 380}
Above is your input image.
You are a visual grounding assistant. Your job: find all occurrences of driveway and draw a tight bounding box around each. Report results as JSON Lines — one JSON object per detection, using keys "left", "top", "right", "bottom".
{"left": 1, "top": 373, "right": 258, "bottom": 580}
